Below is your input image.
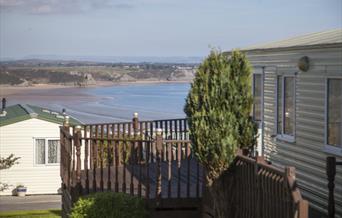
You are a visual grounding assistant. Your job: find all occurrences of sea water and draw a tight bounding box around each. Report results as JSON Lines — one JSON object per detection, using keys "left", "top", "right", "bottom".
{"left": 5, "top": 83, "right": 191, "bottom": 124}
{"left": 79, "top": 83, "right": 191, "bottom": 123}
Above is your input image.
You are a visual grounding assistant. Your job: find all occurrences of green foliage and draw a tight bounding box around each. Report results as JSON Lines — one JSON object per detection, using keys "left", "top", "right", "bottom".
{"left": 0, "top": 154, "right": 20, "bottom": 191}
{"left": 184, "top": 50, "right": 257, "bottom": 185}
{"left": 0, "top": 209, "right": 60, "bottom": 218}
{"left": 97, "top": 140, "right": 129, "bottom": 167}
{"left": 0, "top": 154, "right": 20, "bottom": 170}
{"left": 96, "top": 133, "right": 143, "bottom": 167}
{"left": 70, "top": 192, "right": 148, "bottom": 218}
{"left": 0, "top": 72, "right": 24, "bottom": 85}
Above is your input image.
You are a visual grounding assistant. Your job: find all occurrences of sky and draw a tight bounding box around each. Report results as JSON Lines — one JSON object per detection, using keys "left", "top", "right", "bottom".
{"left": 0, "top": 0, "right": 341, "bottom": 60}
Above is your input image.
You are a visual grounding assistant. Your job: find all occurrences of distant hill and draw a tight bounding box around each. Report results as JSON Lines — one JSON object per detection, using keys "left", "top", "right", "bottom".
{"left": 0, "top": 59, "right": 197, "bottom": 86}
{"left": 2, "top": 55, "right": 203, "bottom": 64}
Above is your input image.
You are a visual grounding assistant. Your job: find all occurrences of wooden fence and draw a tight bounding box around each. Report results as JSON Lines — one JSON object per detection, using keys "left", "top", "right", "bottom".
{"left": 60, "top": 116, "right": 308, "bottom": 218}
{"left": 60, "top": 117, "right": 203, "bottom": 217}
{"left": 215, "top": 150, "right": 308, "bottom": 218}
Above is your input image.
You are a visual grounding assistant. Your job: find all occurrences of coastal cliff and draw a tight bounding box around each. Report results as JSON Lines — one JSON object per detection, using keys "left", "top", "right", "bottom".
{"left": 0, "top": 60, "right": 197, "bottom": 87}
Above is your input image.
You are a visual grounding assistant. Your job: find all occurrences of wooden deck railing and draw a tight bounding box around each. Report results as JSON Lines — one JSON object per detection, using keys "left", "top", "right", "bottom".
{"left": 223, "top": 150, "right": 309, "bottom": 218}
{"left": 60, "top": 115, "right": 307, "bottom": 218}
{"left": 60, "top": 116, "right": 203, "bottom": 217}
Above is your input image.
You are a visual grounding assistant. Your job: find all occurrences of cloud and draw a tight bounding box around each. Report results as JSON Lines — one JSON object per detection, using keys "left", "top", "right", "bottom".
{"left": 0, "top": 0, "right": 134, "bottom": 15}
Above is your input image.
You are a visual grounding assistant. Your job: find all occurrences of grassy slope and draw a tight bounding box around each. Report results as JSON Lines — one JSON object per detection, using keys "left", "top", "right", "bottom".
{"left": 0, "top": 209, "right": 61, "bottom": 218}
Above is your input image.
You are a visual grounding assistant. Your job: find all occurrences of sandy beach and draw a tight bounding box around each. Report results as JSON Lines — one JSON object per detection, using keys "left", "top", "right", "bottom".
{"left": 0, "top": 80, "right": 191, "bottom": 96}
{"left": 0, "top": 81, "right": 114, "bottom": 96}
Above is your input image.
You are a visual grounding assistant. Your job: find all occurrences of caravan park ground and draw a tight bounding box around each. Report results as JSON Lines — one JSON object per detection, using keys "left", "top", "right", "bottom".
{"left": 0, "top": 195, "right": 61, "bottom": 212}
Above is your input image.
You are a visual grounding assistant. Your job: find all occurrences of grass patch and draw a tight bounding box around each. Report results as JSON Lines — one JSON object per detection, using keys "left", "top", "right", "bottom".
{"left": 0, "top": 209, "right": 61, "bottom": 218}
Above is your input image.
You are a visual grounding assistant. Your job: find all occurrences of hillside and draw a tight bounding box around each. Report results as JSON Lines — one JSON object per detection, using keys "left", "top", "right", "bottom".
{"left": 0, "top": 60, "right": 197, "bottom": 86}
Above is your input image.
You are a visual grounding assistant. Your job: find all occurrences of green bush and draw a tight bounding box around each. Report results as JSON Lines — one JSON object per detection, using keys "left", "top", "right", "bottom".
{"left": 70, "top": 192, "right": 148, "bottom": 218}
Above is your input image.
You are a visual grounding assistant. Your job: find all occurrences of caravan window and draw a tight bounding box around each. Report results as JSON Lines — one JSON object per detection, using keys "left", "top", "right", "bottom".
{"left": 253, "top": 74, "right": 262, "bottom": 121}
{"left": 276, "top": 75, "right": 295, "bottom": 141}
{"left": 35, "top": 138, "right": 60, "bottom": 165}
{"left": 277, "top": 76, "right": 283, "bottom": 134}
{"left": 326, "top": 79, "right": 342, "bottom": 149}
{"left": 284, "top": 77, "right": 295, "bottom": 136}
{"left": 35, "top": 139, "right": 46, "bottom": 164}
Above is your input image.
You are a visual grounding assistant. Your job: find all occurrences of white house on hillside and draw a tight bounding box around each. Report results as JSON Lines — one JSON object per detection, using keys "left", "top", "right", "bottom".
{"left": 0, "top": 101, "right": 81, "bottom": 195}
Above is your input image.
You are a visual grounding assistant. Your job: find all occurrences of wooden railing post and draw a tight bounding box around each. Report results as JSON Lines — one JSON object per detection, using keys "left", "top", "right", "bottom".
{"left": 133, "top": 112, "right": 139, "bottom": 136}
{"left": 60, "top": 127, "right": 65, "bottom": 183}
{"left": 84, "top": 126, "right": 90, "bottom": 194}
{"left": 61, "top": 116, "right": 70, "bottom": 189}
{"left": 298, "top": 200, "right": 309, "bottom": 218}
{"left": 155, "top": 128, "right": 163, "bottom": 204}
{"left": 285, "top": 166, "right": 296, "bottom": 183}
{"left": 132, "top": 113, "right": 144, "bottom": 197}
{"left": 285, "top": 166, "right": 296, "bottom": 217}
{"left": 255, "top": 155, "right": 264, "bottom": 218}
{"left": 132, "top": 112, "right": 140, "bottom": 163}
{"left": 63, "top": 115, "right": 69, "bottom": 127}
{"left": 326, "top": 156, "right": 336, "bottom": 218}
{"left": 74, "top": 125, "right": 83, "bottom": 201}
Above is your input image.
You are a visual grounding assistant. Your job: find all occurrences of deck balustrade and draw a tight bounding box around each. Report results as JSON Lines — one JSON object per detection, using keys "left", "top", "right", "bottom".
{"left": 60, "top": 115, "right": 308, "bottom": 218}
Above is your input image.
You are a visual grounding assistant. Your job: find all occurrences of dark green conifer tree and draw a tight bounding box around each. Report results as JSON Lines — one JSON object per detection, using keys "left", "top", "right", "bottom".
{"left": 184, "top": 49, "right": 257, "bottom": 186}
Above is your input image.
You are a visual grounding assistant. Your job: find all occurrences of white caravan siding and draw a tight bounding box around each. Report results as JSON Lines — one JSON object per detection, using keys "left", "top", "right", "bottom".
{"left": 246, "top": 46, "right": 342, "bottom": 217}
{"left": 0, "top": 118, "right": 61, "bottom": 195}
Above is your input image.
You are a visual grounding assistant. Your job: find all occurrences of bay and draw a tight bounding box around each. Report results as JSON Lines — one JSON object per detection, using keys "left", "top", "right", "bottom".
{"left": 4, "top": 83, "right": 191, "bottom": 124}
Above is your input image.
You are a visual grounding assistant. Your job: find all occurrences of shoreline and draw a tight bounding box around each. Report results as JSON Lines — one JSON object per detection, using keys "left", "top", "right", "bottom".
{"left": 0, "top": 80, "right": 191, "bottom": 96}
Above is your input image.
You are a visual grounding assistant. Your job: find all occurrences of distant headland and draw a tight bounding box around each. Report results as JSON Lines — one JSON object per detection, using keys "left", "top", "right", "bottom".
{"left": 0, "top": 59, "right": 199, "bottom": 87}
